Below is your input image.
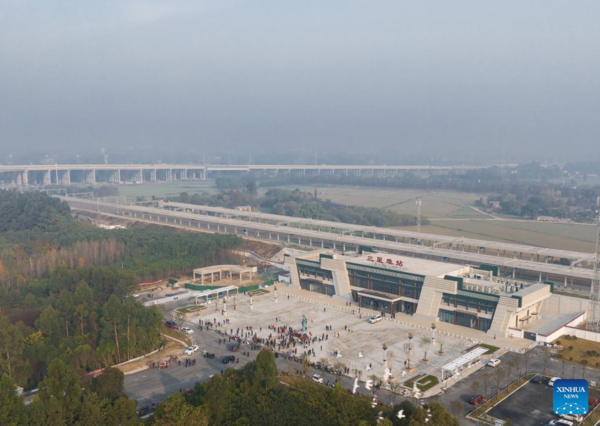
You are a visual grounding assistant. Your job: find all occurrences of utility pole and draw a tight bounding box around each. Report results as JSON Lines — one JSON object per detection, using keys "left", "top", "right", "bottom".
{"left": 416, "top": 197, "right": 422, "bottom": 233}
{"left": 588, "top": 196, "right": 600, "bottom": 331}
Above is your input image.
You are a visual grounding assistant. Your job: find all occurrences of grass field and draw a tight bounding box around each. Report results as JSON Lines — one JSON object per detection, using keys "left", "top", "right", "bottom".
{"left": 264, "top": 185, "right": 487, "bottom": 219}
{"left": 118, "top": 181, "right": 218, "bottom": 199}
{"left": 398, "top": 219, "right": 596, "bottom": 253}
{"left": 553, "top": 335, "right": 600, "bottom": 370}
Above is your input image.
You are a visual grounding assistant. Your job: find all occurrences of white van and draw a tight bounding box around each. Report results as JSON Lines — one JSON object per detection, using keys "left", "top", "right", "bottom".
{"left": 487, "top": 359, "right": 501, "bottom": 367}
{"left": 368, "top": 315, "right": 383, "bottom": 324}
{"left": 548, "top": 377, "right": 561, "bottom": 387}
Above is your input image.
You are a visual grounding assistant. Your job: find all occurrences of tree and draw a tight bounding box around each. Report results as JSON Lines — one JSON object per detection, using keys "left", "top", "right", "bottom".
{"left": 506, "top": 358, "right": 517, "bottom": 383}
{"left": 524, "top": 349, "right": 532, "bottom": 375}
{"left": 389, "top": 382, "right": 401, "bottom": 405}
{"left": 481, "top": 373, "right": 491, "bottom": 399}
{"left": 450, "top": 400, "right": 463, "bottom": 419}
{"left": 253, "top": 350, "right": 279, "bottom": 394}
{"left": 91, "top": 367, "right": 125, "bottom": 402}
{"left": 155, "top": 393, "right": 208, "bottom": 426}
{"left": 333, "top": 361, "right": 346, "bottom": 382}
{"left": 403, "top": 343, "right": 413, "bottom": 370}
{"left": 77, "top": 393, "right": 106, "bottom": 426}
{"left": 420, "top": 337, "right": 432, "bottom": 361}
{"left": 104, "top": 397, "right": 138, "bottom": 426}
{"left": 541, "top": 346, "right": 552, "bottom": 375}
{"left": 0, "top": 316, "right": 26, "bottom": 383}
{"left": 436, "top": 331, "right": 446, "bottom": 355}
{"left": 494, "top": 367, "right": 505, "bottom": 396}
{"left": 102, "top": 295, "right": 123, "bottom": 364}
{"left": 0, "top": 373, "right": 26, "bottom": 426}
{"left": 470, "top": 380, "right": 481, "bottom": 396}
{"left": 38, "top": 359, "right": 82, "bottom": 425}
{"left": 386, "top": 350, "right": 395, "bottom": 372}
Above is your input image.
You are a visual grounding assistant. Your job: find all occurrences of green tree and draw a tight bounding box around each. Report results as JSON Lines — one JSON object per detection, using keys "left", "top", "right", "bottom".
{"left": 253, "top": 350, "right": 279, "bottom": 394}
{"left": 155, "top": 393, "right": 209, "bottom": 426}
{"left": 102, "top": 295, "right": 123, "bottom": 364}
{"left": 91, "top": 367, "right": 125, "bottom": 402}
{"left": 38, "top": 359, "right": 82, "bottom": 425}
{"left": 104, "top": 397, "right": 138, "bottom": 426}
{"left": 0, "top": 316, "right": 27, "bottom": 384}
{"left": 0, "top": 373, "right": 26, "bottom": 426}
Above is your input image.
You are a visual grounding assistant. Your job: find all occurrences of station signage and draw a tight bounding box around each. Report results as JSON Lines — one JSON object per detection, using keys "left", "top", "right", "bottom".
{"left": 366, "top": 255, "right": 404, "bottom": 268}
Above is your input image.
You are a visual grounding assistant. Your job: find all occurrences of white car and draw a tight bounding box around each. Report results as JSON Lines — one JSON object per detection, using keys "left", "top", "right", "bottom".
{"left": 181, "top": 327, "right": 194, "bottom": 335}
{"left": 548, "top": 377, "right": 561, "bottom": 387}
{"left": 312, "top": 374, "right": 324, "bottom": 384}
{"left": 487, "top": 359, "right": 501, "bottom": 367}
{"left": 368, "top": 315, "right": 383, "bottom": 324}
{"left": 184, "top": 345, "right": 199, "bottom": 355}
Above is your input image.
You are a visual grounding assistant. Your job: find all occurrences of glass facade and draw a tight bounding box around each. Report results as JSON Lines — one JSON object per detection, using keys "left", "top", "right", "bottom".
{"left": 442, "top": 294, "right": 497, "bottom": 315}
{"left": 439, "top": 309, "right": 492, "bottom": 332}
{"left": 348, "top": 268, "right": 423, "bottom": 299}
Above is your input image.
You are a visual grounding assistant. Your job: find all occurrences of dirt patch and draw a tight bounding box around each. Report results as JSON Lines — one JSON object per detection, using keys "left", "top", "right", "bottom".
{"left": 238, "top": 240, "right": 281, "bottom": 259}
{"left": 118, "top": 341, "right": 183, "bottom": 373}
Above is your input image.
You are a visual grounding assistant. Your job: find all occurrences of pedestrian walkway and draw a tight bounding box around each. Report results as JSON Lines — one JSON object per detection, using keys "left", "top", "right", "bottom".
{"left": 278, "top": 283, "right": 532, "bottom": 352}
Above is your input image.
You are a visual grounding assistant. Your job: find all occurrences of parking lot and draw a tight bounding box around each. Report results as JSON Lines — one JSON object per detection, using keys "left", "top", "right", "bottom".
{"left": 489, "top": 377, "right": 600, "bottom": 426}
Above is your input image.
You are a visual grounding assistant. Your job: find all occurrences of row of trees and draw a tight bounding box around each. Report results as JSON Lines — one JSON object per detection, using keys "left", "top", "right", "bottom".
{"left": 154, "top": 350, "right": 459, "bottom": 426}
{"left": 171, "top": 187, "right": 422, "bottom": 227}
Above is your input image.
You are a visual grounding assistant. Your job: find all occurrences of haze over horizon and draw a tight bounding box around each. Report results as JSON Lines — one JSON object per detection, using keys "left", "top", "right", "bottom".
{"left": 1, "top": 1, "right": 599, "bottom": 162}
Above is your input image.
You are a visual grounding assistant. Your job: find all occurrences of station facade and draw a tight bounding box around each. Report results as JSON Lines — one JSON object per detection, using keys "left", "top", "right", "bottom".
{"left": 284, "top": 249, "right": 553, "bottom": 337}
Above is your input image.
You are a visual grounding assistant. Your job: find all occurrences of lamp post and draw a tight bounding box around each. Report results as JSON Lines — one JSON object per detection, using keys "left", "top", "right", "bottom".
{"left": 408, "top": 332, "right": 414, "bottom": 351}
{"left": 250, "top": 295, "right": 253, "bottom": 310}
{"left": 223, "top": 299, "right": 227, "bottom": 317}
{"left": 431, "top": 323, "right": 436, "bottom": 345}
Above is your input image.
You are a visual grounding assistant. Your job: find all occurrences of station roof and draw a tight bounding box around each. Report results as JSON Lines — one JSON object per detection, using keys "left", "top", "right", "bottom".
{"left": 442, "top": 347, "right": 487, "bottom": 372}
{"left": 347, "top": 253, "right": 468, "bottom": 278}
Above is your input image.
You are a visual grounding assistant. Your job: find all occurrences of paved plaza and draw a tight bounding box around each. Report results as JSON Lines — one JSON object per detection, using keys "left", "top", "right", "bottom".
{"left": 169, "top": 287, "right": 482, "bottom": 384}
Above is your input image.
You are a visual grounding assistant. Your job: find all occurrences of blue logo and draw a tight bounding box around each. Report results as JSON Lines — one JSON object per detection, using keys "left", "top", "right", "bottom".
{"left": 553, "top": 379, "right": 588, "bottom": 415}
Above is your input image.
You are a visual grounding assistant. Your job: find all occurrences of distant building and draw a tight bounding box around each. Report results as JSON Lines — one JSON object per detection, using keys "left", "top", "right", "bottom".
{"left": 235, "top": 206, "right": 252, "bottom": 212}
{"left": 284, "top": 249, "right": 552, "bottom": 337}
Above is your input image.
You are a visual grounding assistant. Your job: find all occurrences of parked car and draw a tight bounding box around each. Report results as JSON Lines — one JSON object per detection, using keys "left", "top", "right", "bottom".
{"left": 532, "top": 375, "right": 544, "bottom": 384}
{"left": 312, "top": 374, "right": 324, "bottom": 384}
{"left": 181, "top": 327, "right": 194, "bottom": 335}
{"left": 222, "top": 355, "right": 236, "bottom": 364}
{"left": 164, "top": 321, "right": 179, "bottom": 330}
{"left": 548, "top": 377, "right": 561, "bottom": 387}
{"left": 184, "top": 345, "right": 199, "bottom": 355}
{"left": 548, "top": 419, "right": 574, "bottom": 426}
{"left": 469, "top": 395, "right": 486, "bottom": 405}
{"left": 487, "top": 359, "right": 501, "bottom": 367}
{"left": 368, "top": 315, "right": 383, "bottom": 324}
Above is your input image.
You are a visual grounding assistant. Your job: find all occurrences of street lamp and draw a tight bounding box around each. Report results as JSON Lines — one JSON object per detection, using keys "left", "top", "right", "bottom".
{"left": 431, "top": 323, "right": 436, "bottom": 345}
{"left": 408, "top": 332, "right": 414, "bottom": 351}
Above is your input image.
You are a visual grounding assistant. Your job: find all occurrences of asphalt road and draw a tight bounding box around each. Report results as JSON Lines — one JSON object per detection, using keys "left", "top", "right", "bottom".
{"left": 125, "top": 324, "right": 599, "bottom": 425}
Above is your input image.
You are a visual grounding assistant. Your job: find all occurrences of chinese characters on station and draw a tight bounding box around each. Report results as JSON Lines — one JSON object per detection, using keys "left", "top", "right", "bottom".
{"left": 366, "top": 255, "right": 404, "bottom": 268}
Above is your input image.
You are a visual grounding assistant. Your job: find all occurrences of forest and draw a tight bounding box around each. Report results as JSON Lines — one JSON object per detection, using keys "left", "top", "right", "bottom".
{"left": 153, "top": 350, "right": 459, "bottom": 426}
{"left": 0, "top": 190, "right": 242, "bottom": 395}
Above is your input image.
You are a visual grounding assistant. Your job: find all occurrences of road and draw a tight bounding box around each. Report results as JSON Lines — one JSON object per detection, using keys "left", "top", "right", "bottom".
{"left": 125, "top": 322, "right": 597, "bottom": 425}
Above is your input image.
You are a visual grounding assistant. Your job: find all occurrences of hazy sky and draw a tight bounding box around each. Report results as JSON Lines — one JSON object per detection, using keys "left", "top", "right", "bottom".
{"left": 1, "top": 1, "right": 599, "bottom": 161}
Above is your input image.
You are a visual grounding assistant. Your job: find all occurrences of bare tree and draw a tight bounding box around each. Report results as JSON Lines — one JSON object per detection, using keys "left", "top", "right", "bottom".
{"left": 541, "top": 346, "right": 552, "bottom": 375}
{"left": 450, "top": 400, "right": 463, "bottom": 419}
{"left": 301, "top": 353, "right": 310, "bottom": 377}
{"left": 470, "top": 380, "right": 481, "bottom": 396}
{"left": 420, "top": 337, "right": 432, "bottom": 361}
{"left": 386, "top": 350, "right": 395, "bottom": 372}
{"left": 333, "top": 361, "right": 346, "bottom": 381}
{"left": 524, "top": 349, "right": 532, "bottom": 376}
{"left": 506, "top": 358, "right": 517, "bottom": 383}
{"left": 582, "top": 360, "right": 588, "bottom": 379}
{"left": 514, "top": 353, "right": 523, "bottom": 378}
{"left": 437, "top": 331, "right": 446, "bottom": 355}
{"left": 357, "top": 370, "right": 363, "bottom": 382}
{"left": 403, "top": 343, "right": 413, "bottom": 370}
{"left": 318, "top": 357, "right": 329, "bottom": 371}
{"left": 385, "top": 382, "right": 399, "bottom": 405}
{"left": 481, "top": 372, "right": 491, "bottom": 398}
{"left": 494, "top": 367, "right": 505, "bottom": 397}
{"left": 368, "top": 374, "right": 380, "bottom": 392}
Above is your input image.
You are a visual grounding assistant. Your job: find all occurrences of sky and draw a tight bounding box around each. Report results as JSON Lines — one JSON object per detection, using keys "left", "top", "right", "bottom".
{"left": 0, "top": 1, "right": 599, "bottom": 163}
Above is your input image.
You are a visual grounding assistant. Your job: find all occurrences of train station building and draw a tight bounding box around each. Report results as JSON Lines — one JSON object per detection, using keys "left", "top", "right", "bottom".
{"left": 284, "top": 248, "right": 553, "bottom": 337}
